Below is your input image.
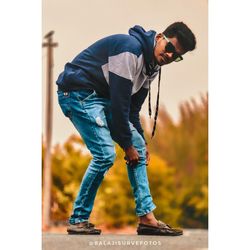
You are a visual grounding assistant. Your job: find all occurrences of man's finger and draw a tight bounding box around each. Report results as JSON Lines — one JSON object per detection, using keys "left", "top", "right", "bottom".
{"left": 128, "top": 159, "right": 139, "bottom": 167}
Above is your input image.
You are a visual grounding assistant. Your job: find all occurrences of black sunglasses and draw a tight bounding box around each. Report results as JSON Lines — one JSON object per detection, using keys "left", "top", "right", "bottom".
{"left": 163, "top": 35, "right": 183, "bottom": 62}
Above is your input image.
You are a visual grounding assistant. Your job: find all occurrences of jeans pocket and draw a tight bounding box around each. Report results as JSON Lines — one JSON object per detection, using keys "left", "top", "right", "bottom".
{"left": 74, "top": 90, "right": 95, "bottom": 103}
{"left": 60, "top": 103, "right": 71, "bottom": 118}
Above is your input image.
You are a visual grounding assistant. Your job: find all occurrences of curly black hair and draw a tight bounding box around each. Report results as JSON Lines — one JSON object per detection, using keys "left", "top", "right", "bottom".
{"left": 163, "top": 22, "right": 196, "bottom": 52}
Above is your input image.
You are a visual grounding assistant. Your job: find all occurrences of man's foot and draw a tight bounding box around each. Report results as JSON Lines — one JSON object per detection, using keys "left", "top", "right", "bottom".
{"left": 138, "top": 211, "right": 158, "bottom": 226}
{"left": 67, "top": 221, "right": 101, "bottom": 235}
{"left": 137, "top": 220, "right": 183, "bottom": 236}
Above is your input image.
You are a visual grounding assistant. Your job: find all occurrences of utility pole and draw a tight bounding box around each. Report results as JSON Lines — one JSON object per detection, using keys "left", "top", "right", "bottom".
{"left": 42, "top": 31, "right": 58, "bottom": 230}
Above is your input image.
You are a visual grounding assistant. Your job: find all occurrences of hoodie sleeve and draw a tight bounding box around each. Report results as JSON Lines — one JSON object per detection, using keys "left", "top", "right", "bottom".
{"left": 108, "top": 52, "right": 138, "bottom": 149}
{"left": 129, "top": 87, "right": 148, "bottom": 141}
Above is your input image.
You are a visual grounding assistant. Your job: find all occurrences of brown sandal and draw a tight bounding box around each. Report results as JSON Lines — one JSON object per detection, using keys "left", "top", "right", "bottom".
{"left": 137, "top": 220, "right": 183, "bottom": 236}
{"left": 67, "top": 221, "right": 101, "bottom": 235}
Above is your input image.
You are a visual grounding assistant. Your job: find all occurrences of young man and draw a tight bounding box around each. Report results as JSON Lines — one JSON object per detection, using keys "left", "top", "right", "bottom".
{"left": 56, "top": 22, "right": 196, "bottom": 235}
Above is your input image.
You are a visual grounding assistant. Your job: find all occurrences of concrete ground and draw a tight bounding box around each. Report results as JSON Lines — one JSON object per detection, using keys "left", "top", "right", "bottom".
{"left": 43, "top": 229, "right": 208, "bottom": 250}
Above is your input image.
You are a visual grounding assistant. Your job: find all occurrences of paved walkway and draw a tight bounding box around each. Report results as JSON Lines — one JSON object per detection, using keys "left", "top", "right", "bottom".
{"left": 43, "top": 229, "right": 208, "bottom": 250}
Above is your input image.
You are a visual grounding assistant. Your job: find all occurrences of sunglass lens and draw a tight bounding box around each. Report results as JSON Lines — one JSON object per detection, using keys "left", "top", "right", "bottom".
{"left": 165, "top": 42, "right": 175, "bottom": 53}
{"left": 165, "top": 40, "right": 183, "bottom": 62}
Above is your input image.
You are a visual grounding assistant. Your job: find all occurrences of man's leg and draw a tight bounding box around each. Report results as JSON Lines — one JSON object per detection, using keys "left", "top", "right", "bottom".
{"left": 125, "top": 123, "right": 158, "bottom": 223}
{"left": 58, "top": 90, "right": 115, "bottom": 225}
{"left": 124, "top": 123, "right": 183, "bottom": 236}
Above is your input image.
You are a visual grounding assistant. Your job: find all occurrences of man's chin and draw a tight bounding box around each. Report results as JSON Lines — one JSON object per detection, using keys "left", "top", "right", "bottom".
{"left": 155, "top": 57, "right": 168, "bottom": 66}
{"left": 157, "top": 60, "right": 167, "bottom": 66}
{"left": 158, "top": 57, "right": 169, "bottom": 66}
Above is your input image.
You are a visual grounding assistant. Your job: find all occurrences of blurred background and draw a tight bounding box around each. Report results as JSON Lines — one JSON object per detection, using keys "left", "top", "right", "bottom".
{"left": 42, "top": 0, "right": 208, "bottom": 233}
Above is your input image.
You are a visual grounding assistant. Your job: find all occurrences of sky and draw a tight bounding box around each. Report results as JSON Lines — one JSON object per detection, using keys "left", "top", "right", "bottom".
{"left": 42, "top": 0, "right": 208, "bottom": 145}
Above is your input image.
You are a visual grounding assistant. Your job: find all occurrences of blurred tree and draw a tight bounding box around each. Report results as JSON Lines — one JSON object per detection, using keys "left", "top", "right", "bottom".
{"left": 50, "top": 134, "right": 91, "bottom": 221}
{"left": 146, "top": 93, "right": 208, "bottom": 227}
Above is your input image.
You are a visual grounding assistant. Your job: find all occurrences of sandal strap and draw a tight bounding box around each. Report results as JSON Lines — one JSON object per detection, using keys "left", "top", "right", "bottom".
{"left": 158, "top": 220, "right": 172, "bottom": 228}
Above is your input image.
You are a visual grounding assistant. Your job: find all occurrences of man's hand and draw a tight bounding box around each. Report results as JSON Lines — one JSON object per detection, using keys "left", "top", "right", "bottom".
{"left": 146, "top": 144, "right": 150, "bottom": 166}
{"left": 124, "top": 146, "right": 140, "bottom": 166}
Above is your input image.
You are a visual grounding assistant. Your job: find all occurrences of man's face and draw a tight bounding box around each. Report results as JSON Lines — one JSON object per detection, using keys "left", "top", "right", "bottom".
{"left": 153, "top": 33, "right": 186, "bottom": 66}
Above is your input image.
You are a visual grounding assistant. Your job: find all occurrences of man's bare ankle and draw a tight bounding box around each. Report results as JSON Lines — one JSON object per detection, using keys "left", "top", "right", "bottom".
{"left": 139, "top": 218, "right": 158, "bottom": 226}
{"left": 139, "top": 212, "right": 158, "bottom": 226}
{"left": 139, "top": 213, "right": 158, "bottom": 226}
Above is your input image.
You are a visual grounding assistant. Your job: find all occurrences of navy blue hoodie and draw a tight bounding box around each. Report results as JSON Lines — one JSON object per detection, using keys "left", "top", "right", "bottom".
{"left": 56, "top": 25, "right": 160, "bottom": 149}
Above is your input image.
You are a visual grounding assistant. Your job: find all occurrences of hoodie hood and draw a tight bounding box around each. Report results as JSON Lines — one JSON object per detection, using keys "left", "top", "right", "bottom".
{"left": 129, "top": 25, "right": 157, "bottom": 74}
{"left": 129, "top": 25, "right": 161, "bottom": 138}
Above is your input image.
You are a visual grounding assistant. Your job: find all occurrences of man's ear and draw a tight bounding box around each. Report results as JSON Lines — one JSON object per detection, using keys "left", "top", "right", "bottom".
{"left": 155, "top": 33, "right": 163, "bottom": 41}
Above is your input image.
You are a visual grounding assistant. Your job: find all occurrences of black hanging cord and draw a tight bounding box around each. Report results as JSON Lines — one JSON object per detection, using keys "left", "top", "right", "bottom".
{"left": 151, "top": 67, "right": 161, "bottom": 138}
{"left": 148, "top": 82, "right": 152, "bottom": 118}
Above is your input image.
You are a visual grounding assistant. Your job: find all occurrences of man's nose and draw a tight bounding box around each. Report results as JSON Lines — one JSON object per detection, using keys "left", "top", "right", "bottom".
{"left": 165, "top": 51, "right": 173, "bottom": 58}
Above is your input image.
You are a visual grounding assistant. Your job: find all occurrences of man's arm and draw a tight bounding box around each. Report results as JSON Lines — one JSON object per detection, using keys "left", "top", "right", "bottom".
{"left": 109, "top": 62, "right": 141, "bottom": 166}
{"left": 109, "top": 71, "right": 133, "bottom": 149}
{"left": 129, "top": 87, "right": 151, "bottom": 165}
{"left": 129, "top": 87, "right": 148, "bottom": 142}
{"left": 108, "top": 51, "right": 138, "bottom": 149}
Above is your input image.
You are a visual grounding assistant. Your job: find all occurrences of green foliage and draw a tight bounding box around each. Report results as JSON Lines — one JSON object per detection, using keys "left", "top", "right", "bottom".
{"left": 42, "top": 93, "right": 208, "bottom": 228}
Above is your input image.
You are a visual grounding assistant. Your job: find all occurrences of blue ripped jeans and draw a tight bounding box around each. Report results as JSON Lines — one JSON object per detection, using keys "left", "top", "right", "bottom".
{"left": 57, "top": 89, "right": 156, "bottom": 224}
